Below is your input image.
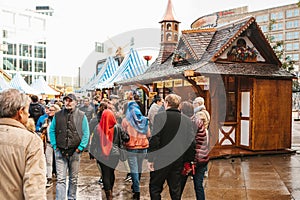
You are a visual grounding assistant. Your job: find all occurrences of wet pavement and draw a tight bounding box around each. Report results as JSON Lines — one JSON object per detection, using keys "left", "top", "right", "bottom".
{"left": 47, "top": 120, "right": 300, "bottom": 200}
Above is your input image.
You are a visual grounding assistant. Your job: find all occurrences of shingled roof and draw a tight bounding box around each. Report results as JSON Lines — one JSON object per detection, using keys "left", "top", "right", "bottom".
{"left": 209, "top": 17, "right": 281, "bottom": 64}
{"left": 193, "top": 62, "right": 293, "bottom": 79}
{"left": 181, "top": 28, "right": 216, "bottom": 60}
{"left": 117, "top": 16, "right": 294, "bottom": 86}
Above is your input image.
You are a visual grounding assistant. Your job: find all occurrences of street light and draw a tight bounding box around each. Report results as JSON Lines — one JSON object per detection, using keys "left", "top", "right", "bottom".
{"left": 143, "top": 55, "right": 152, "bottom": 67}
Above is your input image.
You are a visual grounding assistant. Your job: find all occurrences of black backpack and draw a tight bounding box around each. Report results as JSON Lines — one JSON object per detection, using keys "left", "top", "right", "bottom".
{"left": 29, "top": 104, "right": 44, "bottom": 124}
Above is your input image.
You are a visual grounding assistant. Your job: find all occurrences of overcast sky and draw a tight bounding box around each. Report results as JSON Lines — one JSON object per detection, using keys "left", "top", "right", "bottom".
{"left": 1, "top": 0, "right": 299, "bottom": 76}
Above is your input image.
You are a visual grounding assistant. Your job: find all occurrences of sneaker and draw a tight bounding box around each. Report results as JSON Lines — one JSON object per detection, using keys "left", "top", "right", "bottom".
{"left": 97, "top": 177, "right": 103, "bottom": 185}
{"left": 124, "top": 174, "right": 132, "bottom": 182}
{"left": 52, "top": 173, "right": 57, "bottom": 181}
{"left": 46, "top": 179, "right": 53, "bottom": 187}
{"left": 204, "top": 171, "right": 208, "bottom": 178}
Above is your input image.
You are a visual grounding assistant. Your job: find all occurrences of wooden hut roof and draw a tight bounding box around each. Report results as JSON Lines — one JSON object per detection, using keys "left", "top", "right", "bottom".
{"left": 193, "top": 62, "right": 293, "bottom": 79}
{"left": 180, "top": 28, "right": 216, "bottom": 61}
{"left": 209, "top": 16, "right": 281, "bottom": 65}
{"left": 118, "top": 16, "right": 294, "bottom": 86}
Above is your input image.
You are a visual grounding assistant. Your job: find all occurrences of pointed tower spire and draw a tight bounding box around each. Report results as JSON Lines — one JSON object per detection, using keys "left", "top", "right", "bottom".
{"left": 157, "top": 0, "right": 180, "bottom": 64}
{"left": 160, "top": 0, "right": 179, "bottom": 23}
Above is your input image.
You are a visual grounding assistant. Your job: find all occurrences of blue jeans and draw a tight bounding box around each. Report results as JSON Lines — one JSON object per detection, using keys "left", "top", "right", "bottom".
{"left": 127, "top": 149, "right": 147, "bottom": 193}
{"left": 181, "top": 163, "right": 207, "bottom": 200}
{"left": 193, "top": 163, "right": 207, "bottom": 200}
{"left": 55, "top": 149, "right": 81, "bottom": 200}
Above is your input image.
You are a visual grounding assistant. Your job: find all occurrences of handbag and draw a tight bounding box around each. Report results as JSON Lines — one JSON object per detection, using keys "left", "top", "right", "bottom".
{"left": 117, "top": 124, "right": 130, "bottom": 143}
{"left": 119, "top": 142, "right": 127, "bottom": 162}
{"left": 110, "top": 143, "right": 120, "bottom": 156}
{"left": 114, "top": 124, "right": 130, "bottom": 161}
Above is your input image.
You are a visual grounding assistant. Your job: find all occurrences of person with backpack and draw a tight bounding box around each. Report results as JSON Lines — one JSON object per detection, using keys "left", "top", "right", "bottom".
{"left": 29, "top": 95, "right": 45, "bottom": 125}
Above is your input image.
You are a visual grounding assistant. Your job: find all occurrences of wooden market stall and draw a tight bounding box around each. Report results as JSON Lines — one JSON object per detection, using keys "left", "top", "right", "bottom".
{"left": 118, "top": 15, "right": 295, "bottom": 157}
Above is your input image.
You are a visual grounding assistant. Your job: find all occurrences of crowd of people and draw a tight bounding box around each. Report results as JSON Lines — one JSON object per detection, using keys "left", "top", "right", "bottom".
{"left": 0, "top": 88, "right": 211, "bottom": 200}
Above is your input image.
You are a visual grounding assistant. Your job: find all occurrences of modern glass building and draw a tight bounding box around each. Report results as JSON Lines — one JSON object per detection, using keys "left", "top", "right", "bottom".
{"left": 0, "top": 6, "right": 48, "bottom": 84}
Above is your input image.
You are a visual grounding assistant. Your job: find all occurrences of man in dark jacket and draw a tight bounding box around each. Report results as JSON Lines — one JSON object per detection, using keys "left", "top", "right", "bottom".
{"left": 79, "top": 97, "right": 94, "bottom": 122}
{"left": 29, "top": 95, "right": 45, "bottom": 125}
{"left": 49, "top": 93, "right": 90, "bottom": 200}
{"left": 147, "top": 94, "right": 195, "bottom": 200}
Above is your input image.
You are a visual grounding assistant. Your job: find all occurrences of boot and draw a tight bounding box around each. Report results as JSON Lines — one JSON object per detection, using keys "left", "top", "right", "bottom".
{"left": 105, "top": 190, "right": 113, "bottom": 200}
{"left": 133, "top": 192, "right": 140, "bottom": 200}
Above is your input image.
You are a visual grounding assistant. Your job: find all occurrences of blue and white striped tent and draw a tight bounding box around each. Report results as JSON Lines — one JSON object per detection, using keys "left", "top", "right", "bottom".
{"left": 90, "top": 56, "right": 118, "bottom": 89}
{"left": 0, "top": 75, "right": 12, "bottom": 92}
{"left": 31, "top": 76, "right": 60, "bottom": 95}
{"left": 80, "top": 56, "right": 118, "bottom": 91}
{"left": 96, "top": 48, "right": 147, "bottom": 89}
{"left": 10, "top": 73, "right": 39, "bottom": 95}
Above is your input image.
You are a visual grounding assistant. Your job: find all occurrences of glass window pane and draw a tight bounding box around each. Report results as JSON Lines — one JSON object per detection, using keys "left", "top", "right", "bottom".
{"left": 286, "top": 43, "right": 292, "bottom": 51}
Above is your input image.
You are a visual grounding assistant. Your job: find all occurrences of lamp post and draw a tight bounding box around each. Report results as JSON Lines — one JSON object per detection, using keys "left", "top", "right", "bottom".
{"left": 143, "top": 55, "right": 152, "bottom": 67}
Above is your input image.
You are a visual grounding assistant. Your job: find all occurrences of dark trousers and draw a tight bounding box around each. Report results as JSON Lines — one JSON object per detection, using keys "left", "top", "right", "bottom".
{"left": 149, "top": 159, "right": 182, "bottom": 200}
{"left": 99, "top": 156, "right": 119, "bottom": 191}
{"left": 52, "top": 150, "right": 56, "bottom": 175}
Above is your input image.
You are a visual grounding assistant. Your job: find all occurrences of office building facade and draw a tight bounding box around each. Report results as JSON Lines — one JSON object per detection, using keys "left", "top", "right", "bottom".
{"left": 0, "top": 6, "right": 48, "bottom": 84}
{"left": 217, "top": 3, "right": 300, "bottom": 74}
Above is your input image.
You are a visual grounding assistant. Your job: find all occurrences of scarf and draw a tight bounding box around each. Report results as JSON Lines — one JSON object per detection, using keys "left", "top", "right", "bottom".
{"left": 97, "top": 109, "right": 117, "bottom": 157}
{"left": 194, "top": 105, "right": 206, "bottom": 114}
{"left": 125, "top": 101, "right": 148, "bottom": 134}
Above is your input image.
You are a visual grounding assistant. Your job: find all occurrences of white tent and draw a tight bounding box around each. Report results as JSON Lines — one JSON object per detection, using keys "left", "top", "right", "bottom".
{"left": 31, "top": 76, "right": 60, "bottom": 95}
{"left": 10, "top": 73, "right": 39, "bottom": 95}
{"left": 0, "top": 75, "right": 12, "bottom": 92}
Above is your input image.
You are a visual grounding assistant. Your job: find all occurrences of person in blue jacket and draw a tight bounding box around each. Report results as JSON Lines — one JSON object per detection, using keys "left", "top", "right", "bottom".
{"left": 49, "top": 93, "right": 90, "bottom": 200}
{"left": 35, "top": 104, "right": 50, "bottom": 132}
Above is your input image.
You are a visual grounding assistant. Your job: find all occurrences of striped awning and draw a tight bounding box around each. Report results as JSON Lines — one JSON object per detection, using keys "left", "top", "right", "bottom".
{"left": 96, "top": 48, "right": 147, "bottom": 89}
{"left": 90, "top": 56, "right": 118, "bottom": 89}
{"left": 31, "top": 76, "right": 60, "bottom": 95}
{"left": 10, "top": 73, "right": 39, "bottom": 95}
{"left": 80, "top": 56, "right": 119, "bottom": 91}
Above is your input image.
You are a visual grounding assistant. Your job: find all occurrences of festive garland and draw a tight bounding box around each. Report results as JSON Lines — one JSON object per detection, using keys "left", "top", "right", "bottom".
{"left": 228, "top": 46, "right": 258, "bottom": 61}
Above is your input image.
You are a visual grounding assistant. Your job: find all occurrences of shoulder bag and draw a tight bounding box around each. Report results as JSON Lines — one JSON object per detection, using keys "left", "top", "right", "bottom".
{"left": 115, "top": 124, "right": 130, "bottom": 161}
